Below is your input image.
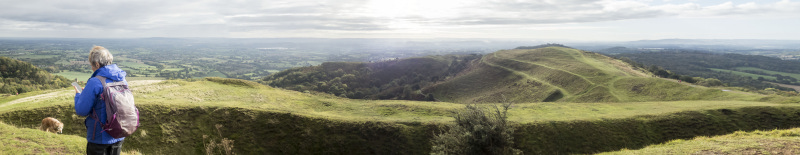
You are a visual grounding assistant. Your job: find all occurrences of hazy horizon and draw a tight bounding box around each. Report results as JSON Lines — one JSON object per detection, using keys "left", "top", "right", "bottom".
{"left": 2, "top": 0, "right": 799, "bottom": 41}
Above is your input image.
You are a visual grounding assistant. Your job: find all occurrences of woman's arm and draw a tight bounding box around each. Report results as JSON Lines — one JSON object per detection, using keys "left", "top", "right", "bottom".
{"left": 74, "top": 78, "right": 102, "bottom": 116}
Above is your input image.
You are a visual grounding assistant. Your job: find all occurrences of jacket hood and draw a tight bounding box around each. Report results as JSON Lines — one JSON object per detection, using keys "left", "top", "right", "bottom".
{"left": 90, "top": 64, "right": 126, "bottom": 81}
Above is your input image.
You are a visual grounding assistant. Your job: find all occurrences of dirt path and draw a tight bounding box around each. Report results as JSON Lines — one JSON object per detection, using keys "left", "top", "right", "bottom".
{"left": 0, "top": 90, "right": 74, "bottom": 108}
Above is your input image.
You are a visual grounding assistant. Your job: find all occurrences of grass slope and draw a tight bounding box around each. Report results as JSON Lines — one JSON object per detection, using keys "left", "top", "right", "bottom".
{"left": 0, "top": 121, "right": 85, "bottom": 154}
{"left": 601, "top": 128, "right": 800, "bottom": 154}
{"left": 1, "top": 78, "right": 800, "bottom": 154}
{"left": 428, "top": 47, "right": 744, "bottom": 103}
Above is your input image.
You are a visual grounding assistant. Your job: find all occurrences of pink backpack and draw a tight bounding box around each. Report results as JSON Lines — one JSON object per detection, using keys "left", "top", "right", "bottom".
{"left": 91, "top": 76, "right": 139, "bottom": 139}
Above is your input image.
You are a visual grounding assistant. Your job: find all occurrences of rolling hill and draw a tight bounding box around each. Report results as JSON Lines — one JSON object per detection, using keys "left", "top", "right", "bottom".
{"left": 262, "top": 54, "right": 481, "bottom": 100}
{"left": 266, "top": 46, "right": 740, "bottom": 103}
{"left": 615, "top": 51, "right": 800, "bottom": 91}
{"left": 4, "top": 46, "right": 800, "bottom": 154}
{"left": 1, "top": 78, "right": 800, "bottom": 154}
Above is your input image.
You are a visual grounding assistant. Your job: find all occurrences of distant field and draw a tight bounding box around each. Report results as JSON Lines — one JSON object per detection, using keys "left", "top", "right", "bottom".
{"left": 199, "top": 70, "right": 227, "bottom": 78}
{"left": 55, "top": 71, "right": 90, "bottom": 81}
{"left": 118, "top": 61, "right": 155, "bottom": 69}
{"left": 709, "top": 68, "right": 776, "bottom": 80}
{"left": 126, "top": 76, "right": 166, "bottom": 81}
{"left": 57, "top": 71, "right": 166, "bottom": 81}
{"left": 162, "top": 68, "right": 182, "bottom": 71}
{"left": 735, "top": 67, "right": 800, "bottom": 80}
{"left": 6, "top": 54, "right": 60, "bottom": 59}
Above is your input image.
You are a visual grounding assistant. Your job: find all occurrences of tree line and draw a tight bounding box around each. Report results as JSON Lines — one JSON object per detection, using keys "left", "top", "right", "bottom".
{"left": 0, "top": 57, "right": 71, "bottom": 94}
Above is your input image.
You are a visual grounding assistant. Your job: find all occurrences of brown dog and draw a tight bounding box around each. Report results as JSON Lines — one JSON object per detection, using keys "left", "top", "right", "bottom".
{"left": 39, "top": 117, "right": 63, "bottom": 134}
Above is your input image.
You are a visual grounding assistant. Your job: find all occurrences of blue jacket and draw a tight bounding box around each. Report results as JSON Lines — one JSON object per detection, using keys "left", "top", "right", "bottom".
{"left": 74, "top": 64, "right": 126, "bottom": 144}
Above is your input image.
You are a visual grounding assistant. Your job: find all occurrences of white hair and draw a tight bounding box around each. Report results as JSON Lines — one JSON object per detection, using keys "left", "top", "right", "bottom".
{"left": 89, "top": 46, "right": 113, "bottom": 67}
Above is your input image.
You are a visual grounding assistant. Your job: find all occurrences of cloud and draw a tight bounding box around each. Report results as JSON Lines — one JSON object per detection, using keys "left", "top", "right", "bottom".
{"left": 443, "top": 0, "right": 667, "bottom": 25}
{"left": 0, "top": 0, "right": 799, "bottom": 38}
{"left": 225, "top": 14, "right": 389, "bottom": 31}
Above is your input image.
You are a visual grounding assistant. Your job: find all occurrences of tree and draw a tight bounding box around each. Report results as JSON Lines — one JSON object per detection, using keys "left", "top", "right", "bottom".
{"left": 430, "top": 101, "right": 521, "bottom": 155}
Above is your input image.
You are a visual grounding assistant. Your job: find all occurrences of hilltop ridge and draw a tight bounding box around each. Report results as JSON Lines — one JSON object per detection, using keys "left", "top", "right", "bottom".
{"left": 265, "top": 46, "right": 737, "bottom": 103}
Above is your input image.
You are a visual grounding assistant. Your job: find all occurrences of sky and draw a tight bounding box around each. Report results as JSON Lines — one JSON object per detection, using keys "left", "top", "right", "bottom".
{"left": 1, "top": 0, "right": 799, "bottom": 41}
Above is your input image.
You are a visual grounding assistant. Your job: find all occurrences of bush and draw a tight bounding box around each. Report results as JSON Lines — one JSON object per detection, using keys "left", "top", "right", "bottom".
{"left": 430, "top": 102, "right": 521, "bottom": 155}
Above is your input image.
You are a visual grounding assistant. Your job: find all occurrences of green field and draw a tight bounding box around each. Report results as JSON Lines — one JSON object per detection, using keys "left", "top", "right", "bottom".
{"left": 735, "top": 67, "right": 800, "bottom": 80}
{"left": 118, "top": 61, "right": 156, "bottom": 69}
{"left": 195, "top": 70, "right": 227, "bottom": 78}
{"left": 710, "top": 68, "right": 777, "bottom": 80}
{"left": 55, "top": 71, "right": 91, "bottom": 81}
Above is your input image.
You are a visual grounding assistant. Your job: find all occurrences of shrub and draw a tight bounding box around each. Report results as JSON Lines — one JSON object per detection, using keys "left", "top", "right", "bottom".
{"left": 204, "top": 124, "right": 236, "bottom": 155}
{"left": 430, "top": 102, "right": 521, "bottom": 155}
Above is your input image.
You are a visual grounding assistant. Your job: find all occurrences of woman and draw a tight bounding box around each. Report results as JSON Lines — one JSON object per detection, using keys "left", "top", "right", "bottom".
{"left": 74, "top": 46, "right": 127, "bottom": 155}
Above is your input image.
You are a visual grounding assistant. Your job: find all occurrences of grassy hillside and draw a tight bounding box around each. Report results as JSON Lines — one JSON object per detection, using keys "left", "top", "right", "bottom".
{"left": 0, "top": 121, "right": 85, "bottom": 154}
{"left": 2, "top": 78, "right": 800, "bottom": 154}
{"left": 265, "top": 46, "right": 740, "bottom": 103}
{"left": 0, "top": 78, "right": 457, "bottom": 154}
{"left": 0, "top": 121, "right": 143, "bottom": 155}
{"left": 601, "top": 127, "right": 800, "bottom": 154}
{"left": 427, "top": 47, "right": 743, "bottom": 103}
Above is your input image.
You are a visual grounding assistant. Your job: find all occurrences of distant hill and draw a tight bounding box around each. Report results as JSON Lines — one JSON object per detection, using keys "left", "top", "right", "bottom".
{"left": 425, "top": 46, "right": 733, "bottom": 103}
{"left": 0, "top": 57, "right": 71, "bottom": 94}
{"left": 265, "top": 46, "right": 733, "bottom": 103}
{"left": 625, "top": 39, "right": 800, "bottom": 49}
{"left": 614, "top": 51, "right": 800, "bottom": 91}
{"left": 262, "top": 54, "right": 482, "bottom": 100}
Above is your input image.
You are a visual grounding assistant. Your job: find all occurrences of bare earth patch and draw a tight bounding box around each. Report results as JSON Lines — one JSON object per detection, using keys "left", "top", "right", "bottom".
{"left": 14, "top": 137, "right": 29, "bottom": 143}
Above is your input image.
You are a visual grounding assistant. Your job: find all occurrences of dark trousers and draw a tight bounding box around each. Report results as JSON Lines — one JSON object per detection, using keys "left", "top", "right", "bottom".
{"left": 87, "top": 140, "right": 123, "bottom": 155}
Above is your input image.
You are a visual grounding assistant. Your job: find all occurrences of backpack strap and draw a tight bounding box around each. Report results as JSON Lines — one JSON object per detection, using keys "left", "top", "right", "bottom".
{"left": 91, "top": 76, "right": 108, "bottom": 140}
{"left": 91, "top": 109, "right": 99, "bottom": 140}
{"left": 96, "top": 76, "right": 109, "bottom": 88}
